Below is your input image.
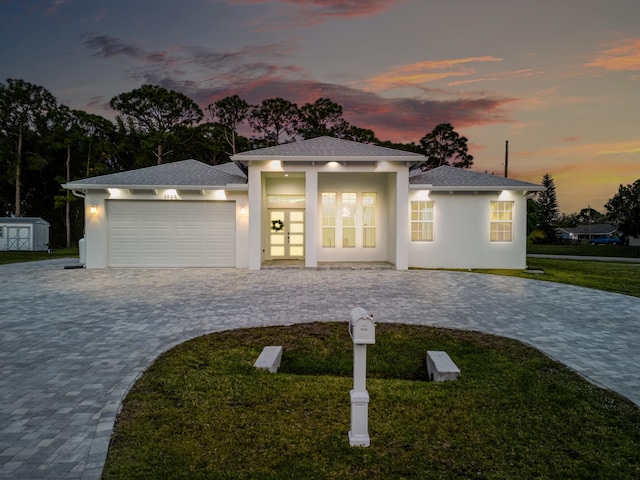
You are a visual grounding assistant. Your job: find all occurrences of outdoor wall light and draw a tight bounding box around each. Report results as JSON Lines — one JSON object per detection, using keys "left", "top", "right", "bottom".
{"left": 89, "top": 205, "right": 98, "bottom": 215}
{"left": 269, "top": 160, "right": 283, "bottom": 170}
{"left": 212, "top": 190, "right": 228, "bottom": 200}
{"left": 240, "top": 206, "right": 247, "bottom": 216}
{"left": 415, "top": 190, "right": 430, "bottom": 200}
{"left": 164, "top": 189, "right": 179, "bottom": 200}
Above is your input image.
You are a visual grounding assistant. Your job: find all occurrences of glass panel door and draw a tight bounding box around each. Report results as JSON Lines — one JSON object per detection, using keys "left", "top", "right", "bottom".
{"left": 288, "top": 211, "right": 305, "bottom": 257}
{"left": 269, "top": 210, "right": 305, "bottom": 259}
{"left": 269, "top": 210, "right": 286, "bottom": 257}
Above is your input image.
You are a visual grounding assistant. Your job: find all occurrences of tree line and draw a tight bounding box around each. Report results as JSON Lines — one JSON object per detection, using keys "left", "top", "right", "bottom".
{"left": 4, "top": 78, "right": 636, "bottom": 249}
{"left": 529, "top": 174, "right": 640, "bottom": 243}
{"left": 0, "top": 78, "right": 474, "bottom": 248}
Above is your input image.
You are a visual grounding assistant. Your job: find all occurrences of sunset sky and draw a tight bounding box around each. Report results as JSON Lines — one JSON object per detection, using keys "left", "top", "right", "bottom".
{"left": 1, "top": 0, "right": 638, "bottom": 213}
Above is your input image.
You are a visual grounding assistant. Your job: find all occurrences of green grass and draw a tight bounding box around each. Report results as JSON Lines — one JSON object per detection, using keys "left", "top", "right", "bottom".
{"left": 528, "top": 243, "right": 640, "bottom": 258}
{"left": 0, "top": 248, "right": 79, "bottom": 265}
{"left": 103, "top": 323, "right": 640, "bottom": 480}
{"left": 474, "top": 258, "right": 640, "bottom": 298}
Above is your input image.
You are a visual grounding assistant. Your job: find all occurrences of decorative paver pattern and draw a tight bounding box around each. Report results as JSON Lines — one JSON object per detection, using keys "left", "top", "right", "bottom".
{"left": 1, "top": 259, "right": 639, "bottom": 479}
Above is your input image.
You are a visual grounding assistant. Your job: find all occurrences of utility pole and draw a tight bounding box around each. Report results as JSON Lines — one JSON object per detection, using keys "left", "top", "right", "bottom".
{"left": 504, "top": 140, "right": 509, "bottom": 178}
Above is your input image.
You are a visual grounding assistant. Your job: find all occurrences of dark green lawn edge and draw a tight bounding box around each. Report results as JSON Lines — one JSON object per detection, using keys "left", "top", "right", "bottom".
{"left": 470, "top": 258, "right": 640, "bottom": 298}
{"left": 528, "top": 244, "right": 640, "bottom": 258}
{"left": 103, "top": 323, "right": 640, "bottom": 480}
{"left": 0, "top": 248, "right": 79, "bottom": 265}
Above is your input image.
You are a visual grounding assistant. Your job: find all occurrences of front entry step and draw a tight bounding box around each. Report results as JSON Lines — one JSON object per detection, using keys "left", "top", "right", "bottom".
{"left": 261, "top": 261, "right": 394, "bottom": 270}
{"left": 318, "top": 262, "right": 394, "bottom": 270}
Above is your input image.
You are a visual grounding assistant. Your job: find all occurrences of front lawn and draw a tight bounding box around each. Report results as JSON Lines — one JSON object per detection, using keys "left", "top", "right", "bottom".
{"left": 476, "top": 258, "right": 640, "bottom": 298}
{"left": 528, "top": 244, "right": 640, "bottom": 258}
{"left": 0, "top": 248, "right": 78, "bottom": 265}
{"left": 103, "top": 323, "right": 640, "bottom": 480}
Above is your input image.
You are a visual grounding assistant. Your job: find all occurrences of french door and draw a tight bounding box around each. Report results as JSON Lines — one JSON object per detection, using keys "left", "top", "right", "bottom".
{"left": 268, "top": 210, "right": 305, "bottom": 259}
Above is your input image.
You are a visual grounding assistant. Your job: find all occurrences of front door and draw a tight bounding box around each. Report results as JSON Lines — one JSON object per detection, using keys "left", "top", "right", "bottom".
{"left": 268, "top": 210, "right": 305, "bottom": 259}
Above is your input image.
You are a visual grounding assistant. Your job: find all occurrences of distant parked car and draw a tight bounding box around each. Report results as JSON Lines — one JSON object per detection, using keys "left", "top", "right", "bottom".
{"left": 590, "top": 236, "right": 622, "bottom": 245}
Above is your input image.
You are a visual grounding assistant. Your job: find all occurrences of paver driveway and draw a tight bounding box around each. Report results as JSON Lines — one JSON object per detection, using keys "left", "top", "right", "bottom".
{"left": 1, "top": 259, "right": 639, "bottom": 479}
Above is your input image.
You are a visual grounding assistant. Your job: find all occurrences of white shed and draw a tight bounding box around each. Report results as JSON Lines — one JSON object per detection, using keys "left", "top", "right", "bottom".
{"left": 0, "top": 217, "right": 51, "bottom": 252}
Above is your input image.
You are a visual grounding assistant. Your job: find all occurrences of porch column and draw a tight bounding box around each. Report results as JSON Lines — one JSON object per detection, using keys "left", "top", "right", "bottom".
{"left": 395, "top": 169, "right": 409, "bottom": 270}
{"left": 305, "top": 170, "right": 318, "bottom": 268}
{"left": 248, "top": 166, "right": 262, "bottom": 270}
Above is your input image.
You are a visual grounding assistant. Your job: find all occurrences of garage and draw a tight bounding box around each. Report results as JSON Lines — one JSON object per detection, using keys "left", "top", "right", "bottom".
{"left": 107, "top": 200, "right": 236, "bottom": 267}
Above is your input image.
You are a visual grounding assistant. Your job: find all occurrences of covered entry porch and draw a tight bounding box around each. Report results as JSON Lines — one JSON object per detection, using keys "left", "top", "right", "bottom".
{"left": 246, "top": 165, "right": 409, "bottom": 270}
{"left": 232, "top": 136, "right": 423, "bottom": 271}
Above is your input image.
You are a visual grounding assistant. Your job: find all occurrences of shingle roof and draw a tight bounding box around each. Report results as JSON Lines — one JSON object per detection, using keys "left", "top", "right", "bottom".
{"left": 557, "top": 224, "right": 617, "bottom": 235}
{"left": 410, "top": 166, "right": 544, "bottom": 190}
{"left": 233, "top": 136, "right": 424, "bottom": 160}
{"left": 211, "top": 161, "right": 248, "bottom": 181}
{"left": 63, "top": 160, "right": 247, "bottom": 189}
{"left": 0, "top": 217, "right": 50, "bottom": 225}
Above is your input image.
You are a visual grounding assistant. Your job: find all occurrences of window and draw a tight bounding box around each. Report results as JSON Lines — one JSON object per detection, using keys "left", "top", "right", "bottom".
{"left": 322, "top": 191, "right": 380, "bottom": 248}
{"left": 411, "top": 201, "right": 434, "bottom": 241}
{"left": 0, "top": 226, "right": 3, "bottom": 239}
{"left": 490, "top": 201, "right": 514, "bottom": 242}
{"left": 362, "top": 193, "right": 376, "bottom": 247}
{"left": 342, "top": 193, "right": 356, "bottom": 247}
{"left": 267, "top": 195, "right": 305, "bottom": 204}
{"left": 322, "top": 193, "right": 336, "bottom": 247}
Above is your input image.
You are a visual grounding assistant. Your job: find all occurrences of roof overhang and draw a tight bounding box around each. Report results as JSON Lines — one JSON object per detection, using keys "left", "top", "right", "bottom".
{"left": 62, "top": 183, "right": 248, "bottom": 191}
{"left": 232, "top": 155, "right": 422, "bottom": 165}
{"left": 410, "top": 184, "right": 546, "bottom": 192}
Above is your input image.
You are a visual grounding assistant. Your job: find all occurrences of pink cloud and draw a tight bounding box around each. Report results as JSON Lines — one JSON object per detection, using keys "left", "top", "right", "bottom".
{"left": 84, "top": 35, "right": 515, "bottom": 143}
{"left": 447, "top": 69, "right": 537, "bottom": 87}
{"left": 364, "top": 56, "right": 502, "bottom": 91}
{"left": 225, "top": 0, "right": 406, "bottom": 28}
{"left": 45, "top": 0, "right": 68, "bottom": 15}
{"left": 198, "top": 79, "right": 514, "bottom": 143}
{"left": 228, "top": 0, "right": 400, "bottom": 16}
{"left": 587, "top": 39, "right": 640, "bottom": 71}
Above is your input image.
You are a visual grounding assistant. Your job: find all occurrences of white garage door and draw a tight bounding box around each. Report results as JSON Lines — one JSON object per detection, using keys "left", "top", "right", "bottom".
{"left": 107, "top": 200, "right": 236, "bottom": 267}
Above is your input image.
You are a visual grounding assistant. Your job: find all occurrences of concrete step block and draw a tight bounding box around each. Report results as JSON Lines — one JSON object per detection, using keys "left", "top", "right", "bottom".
{"left": 254, "top": 346, "right": 283, "bottom": 373}
{"left": 426, "top": 350, "right": 460, "bottom": 382}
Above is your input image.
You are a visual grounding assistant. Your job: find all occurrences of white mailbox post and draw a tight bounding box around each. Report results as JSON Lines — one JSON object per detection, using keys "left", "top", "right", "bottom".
{"left": 348, "top": 307, "right": 375, "bottom": 447}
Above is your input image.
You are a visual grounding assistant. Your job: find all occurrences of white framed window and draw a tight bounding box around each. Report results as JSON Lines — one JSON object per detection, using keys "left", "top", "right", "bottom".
{"left": 342, "top": 192, "right": 356, "bottom": 248}
{"left": 411, "top": 201, "right": 434, "bottom": 242}
{"left": 267, "top": 194, "right": 305, "bottom": 204}
{"left": 321, "top": 191, "right": 380, "bottom": 248}
{"left": 322, "top": 193, "right": 336, "bottom": 248}
{"left": 490, "top": 201, "right": 514, "bottom": 242}
{"left": 362, "top": 193, "right": 376, "bottom": 248}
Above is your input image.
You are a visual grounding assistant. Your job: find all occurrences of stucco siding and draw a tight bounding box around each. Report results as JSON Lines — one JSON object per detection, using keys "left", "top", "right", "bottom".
{"left": 386, "top": 173, "right": 398, "bottom": 266}
{"left": 408, "top": 190, "right": 528, "bottom": 269}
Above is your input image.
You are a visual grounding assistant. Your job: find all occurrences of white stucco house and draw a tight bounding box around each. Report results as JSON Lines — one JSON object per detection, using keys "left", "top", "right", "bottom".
{"left": 63, "top": 136, "right": 544, "bottom": 270}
